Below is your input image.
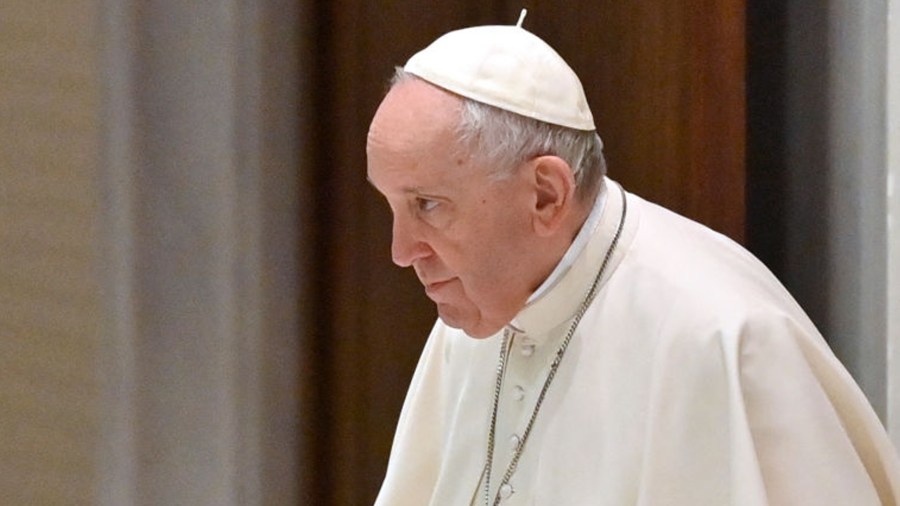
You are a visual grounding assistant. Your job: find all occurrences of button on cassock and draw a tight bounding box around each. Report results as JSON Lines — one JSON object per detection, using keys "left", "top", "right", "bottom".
{"left": 511, "top": 385, "right": 525, "bottom": 401}
{"left": 499, "top": 483, "right": 514, "bottom": 499}
{"left": 520, "top": 344, "right": 535, "bottom": 357}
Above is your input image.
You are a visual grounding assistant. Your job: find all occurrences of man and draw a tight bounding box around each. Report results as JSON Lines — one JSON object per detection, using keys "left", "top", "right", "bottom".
{"left": 366, "top": 22, "right": 900, "bottom": 505}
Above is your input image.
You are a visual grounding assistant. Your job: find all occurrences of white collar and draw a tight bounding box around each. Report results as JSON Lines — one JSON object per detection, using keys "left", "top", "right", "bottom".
{"left": 507, "top": 178, "right": 635, "bottom": 340}
{"left": 525, "top": 184, "right": 608, "bottom": 304}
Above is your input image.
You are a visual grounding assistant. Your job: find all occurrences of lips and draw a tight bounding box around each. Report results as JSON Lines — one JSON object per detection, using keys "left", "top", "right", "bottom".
{"left": 424, "top": 278, "right": 454, "bottom": 297}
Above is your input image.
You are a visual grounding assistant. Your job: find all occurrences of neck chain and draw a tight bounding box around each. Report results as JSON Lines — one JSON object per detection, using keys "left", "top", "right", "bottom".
{"left": 481, "top": 184, "right": 628, "bottom": 506}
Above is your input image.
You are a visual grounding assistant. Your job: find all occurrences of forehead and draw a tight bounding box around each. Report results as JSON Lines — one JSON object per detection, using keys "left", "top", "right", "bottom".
{"left": 368, "top": 81, "right": 463, "bottom": 154}
{"left": 367, "top": 80, "right": 471, "bottom": 187}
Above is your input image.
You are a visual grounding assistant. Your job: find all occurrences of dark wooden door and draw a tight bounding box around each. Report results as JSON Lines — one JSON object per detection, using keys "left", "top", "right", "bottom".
{"left": 300, "top": 2, "right": 744, "bottom": 504}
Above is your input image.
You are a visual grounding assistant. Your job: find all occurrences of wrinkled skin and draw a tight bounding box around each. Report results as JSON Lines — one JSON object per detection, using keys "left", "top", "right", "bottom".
{"left": 366, "top": 80, "right": 586, "bottom": 338}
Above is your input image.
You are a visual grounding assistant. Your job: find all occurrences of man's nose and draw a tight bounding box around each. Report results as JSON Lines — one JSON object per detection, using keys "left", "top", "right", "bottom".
{"left": 391, "top": 215, "right": 430, "bottom": 267}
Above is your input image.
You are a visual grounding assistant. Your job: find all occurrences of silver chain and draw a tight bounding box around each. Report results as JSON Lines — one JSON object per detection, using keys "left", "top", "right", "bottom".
{"left": 481, "top": 184, "right": 628, "bottom": 506}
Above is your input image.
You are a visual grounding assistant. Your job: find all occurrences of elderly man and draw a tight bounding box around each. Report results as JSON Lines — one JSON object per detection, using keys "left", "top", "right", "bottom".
{"left": 366, "top": 22, "right": 900, "bottom": 506}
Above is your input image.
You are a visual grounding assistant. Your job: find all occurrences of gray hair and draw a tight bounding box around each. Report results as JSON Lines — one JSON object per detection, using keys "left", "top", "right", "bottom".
{"left": 391, "top": 68, "right": 606, "bottom": 202}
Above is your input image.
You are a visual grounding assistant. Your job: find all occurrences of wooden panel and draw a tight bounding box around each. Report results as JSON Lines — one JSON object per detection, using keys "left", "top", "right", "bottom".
{"left": 304, "top": 1, "right": 746, "bottom": 503}
{"left": 516, "top": 0, "right": 746, "bottom": 241}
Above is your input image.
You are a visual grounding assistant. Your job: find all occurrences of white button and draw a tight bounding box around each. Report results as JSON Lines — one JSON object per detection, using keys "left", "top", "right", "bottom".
{"left": 520, "top": 344, "right": 535, "bottom": 357}
{"left": 509, "top": 434, "right": 521, "bottom": 449}
{"left": 512, "top": 386, "right": 525, "bottom": 401}
{"left": 499, "top": 483, "right": 514, "bottom": 499}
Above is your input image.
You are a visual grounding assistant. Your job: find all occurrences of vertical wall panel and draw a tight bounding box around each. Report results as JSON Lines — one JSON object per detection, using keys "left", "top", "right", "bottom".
{"left": 0, "top": 1, "right": 101, "bottom": 504}
{"left": 98, "top": 1, "right": 302, "bottom": 504}
{"left": 887, "top": 0, "right": 900, "bottom": 445}
{"left": 519, "top": 0, "right": 746, "bottom": 241}
{"left": 778, "top": 0, "right": 889, "bottom": 417}
{"left": 748, "top": 0, "right": 894, "bottom": 423}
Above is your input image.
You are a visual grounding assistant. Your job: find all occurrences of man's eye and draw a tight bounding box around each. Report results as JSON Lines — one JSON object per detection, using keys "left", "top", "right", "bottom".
{"left": 417, "top": 198, "right": 439, "bottom": 212}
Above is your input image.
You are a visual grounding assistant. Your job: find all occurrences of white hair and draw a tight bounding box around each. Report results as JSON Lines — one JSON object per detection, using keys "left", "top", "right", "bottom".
{"left": 391, "top": 68, "right": 606, "bottom": 202}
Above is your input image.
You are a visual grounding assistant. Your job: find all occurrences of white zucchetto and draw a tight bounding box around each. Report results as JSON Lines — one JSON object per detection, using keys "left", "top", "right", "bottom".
{"left": 404, "top": 25, "right": 596, "bottom": 132}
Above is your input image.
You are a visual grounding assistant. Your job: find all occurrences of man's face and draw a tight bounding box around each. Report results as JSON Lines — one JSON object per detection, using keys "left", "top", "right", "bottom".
{"left": 367, "top": 81, "right": 540, "bottom": 338}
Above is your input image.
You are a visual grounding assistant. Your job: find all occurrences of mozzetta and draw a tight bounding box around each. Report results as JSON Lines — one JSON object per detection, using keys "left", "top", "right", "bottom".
{"left": 375, "top": 179, "right": 900, "bottom": 505}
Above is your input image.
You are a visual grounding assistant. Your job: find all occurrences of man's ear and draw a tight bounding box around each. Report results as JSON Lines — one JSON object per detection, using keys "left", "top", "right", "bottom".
{"left": 531, "top": 155, "right": 576, "bottom": 237}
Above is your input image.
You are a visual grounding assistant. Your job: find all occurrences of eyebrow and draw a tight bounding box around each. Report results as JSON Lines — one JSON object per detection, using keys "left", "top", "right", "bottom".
{"left": 365, "top": 176, "right": 434, "bottom": 196}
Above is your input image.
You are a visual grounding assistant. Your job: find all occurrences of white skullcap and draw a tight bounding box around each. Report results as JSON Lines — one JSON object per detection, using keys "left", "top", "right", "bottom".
{"left": 404, "top": 25, "right": 596, "bottom": 131}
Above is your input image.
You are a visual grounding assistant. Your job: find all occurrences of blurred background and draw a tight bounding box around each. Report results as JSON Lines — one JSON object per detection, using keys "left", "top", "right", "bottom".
{"left": 1, "top": 0, "right": 898, "bottom": 504}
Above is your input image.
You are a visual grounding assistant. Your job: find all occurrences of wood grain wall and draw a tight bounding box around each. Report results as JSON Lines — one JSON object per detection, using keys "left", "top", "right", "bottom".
{"left": 301, "top": 2, "right": 745, "bottom": 504}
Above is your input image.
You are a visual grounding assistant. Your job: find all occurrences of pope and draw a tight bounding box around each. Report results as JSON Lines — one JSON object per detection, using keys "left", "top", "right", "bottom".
{"left": 366, "top": 19, "right": 900, "bottom": 506}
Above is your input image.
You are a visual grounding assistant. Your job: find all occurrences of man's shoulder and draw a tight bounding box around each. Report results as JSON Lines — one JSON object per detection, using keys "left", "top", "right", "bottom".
{"left": 601, "top": 196, "right": 819, "bottom": 351}
{"left": 621, "top": 195, "right": 789, "bottom": 312}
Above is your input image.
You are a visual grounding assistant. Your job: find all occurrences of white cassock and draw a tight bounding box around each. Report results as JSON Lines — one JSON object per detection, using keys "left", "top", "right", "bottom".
{"left": 374, "top": 178, "right": 900, "bottom": 505}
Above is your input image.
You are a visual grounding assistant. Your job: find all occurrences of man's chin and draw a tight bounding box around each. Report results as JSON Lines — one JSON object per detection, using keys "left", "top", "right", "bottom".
{"left": 436, "top": 303, "right": 501, "bottom": 339}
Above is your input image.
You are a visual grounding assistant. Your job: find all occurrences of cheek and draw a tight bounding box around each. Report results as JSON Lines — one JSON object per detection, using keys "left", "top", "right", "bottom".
{"left": 459, "top": 229, "right": 529, "bottom": 293}
{"left": 484, "top": 202, "right": 533, "bottom": 253}
{"left": 436, "top": 188, "right": 532, "bottom": 278}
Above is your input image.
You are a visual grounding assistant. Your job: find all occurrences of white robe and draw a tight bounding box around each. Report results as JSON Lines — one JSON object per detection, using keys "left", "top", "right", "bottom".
{"left": 375, "top": 179, "right": 900, "bottom": 505}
